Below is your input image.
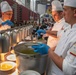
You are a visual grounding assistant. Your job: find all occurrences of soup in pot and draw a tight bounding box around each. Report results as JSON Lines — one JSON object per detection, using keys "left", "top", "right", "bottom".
{"left": 19, "top": 48, "right": 37, "bottom": 54}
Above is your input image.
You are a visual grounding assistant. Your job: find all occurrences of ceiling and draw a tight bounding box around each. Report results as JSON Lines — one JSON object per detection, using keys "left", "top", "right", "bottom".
{"left": 36, "top": 0, "right": 53, "bottom": 5}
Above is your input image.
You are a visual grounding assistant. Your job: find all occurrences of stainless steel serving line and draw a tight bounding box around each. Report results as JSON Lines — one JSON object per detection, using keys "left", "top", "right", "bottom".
{"left": 0, "top": 25, "right": 33, "bottom": 53}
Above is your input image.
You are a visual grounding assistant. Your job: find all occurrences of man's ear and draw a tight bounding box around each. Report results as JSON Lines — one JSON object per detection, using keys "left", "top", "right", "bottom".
{"left": 74, "top": 9, "right": 76, "bottom": 16}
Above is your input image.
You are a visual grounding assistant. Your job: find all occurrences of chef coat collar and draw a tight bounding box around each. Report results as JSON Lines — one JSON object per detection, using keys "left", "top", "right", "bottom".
{"left": 57, "top": 18, "right": 64, "bottom": 23}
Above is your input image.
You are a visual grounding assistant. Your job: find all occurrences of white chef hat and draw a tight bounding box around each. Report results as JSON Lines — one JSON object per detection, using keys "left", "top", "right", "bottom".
{"left": 64, "top": 0, "right": 76, "bottom": 8}
{"left": 51, "top": 0, "right": 63, "bottom": 11}
{"left": 0, "top": 1, "right": 12, "bottom": 12}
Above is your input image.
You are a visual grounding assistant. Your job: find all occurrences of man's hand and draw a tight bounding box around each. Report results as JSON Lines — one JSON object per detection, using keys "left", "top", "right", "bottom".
{"left": 1, "top": 20, "right": 14, "bottom": 26}
{"left": 32, "top": 43, "right": 50, "bottom": 55}
{"left": 36, "top": 29, "right": 46, "bottom": 38}
{"left": 36, "top": 29, "right": 46, "bottom": 34}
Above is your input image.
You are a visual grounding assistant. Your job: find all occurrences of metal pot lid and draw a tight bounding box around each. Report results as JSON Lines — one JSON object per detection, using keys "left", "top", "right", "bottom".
{"left": 20, "top": 70, "right": 41, "bottom": 75}
{"left": 18, "top": 41, "right": 38, "bottom": 46}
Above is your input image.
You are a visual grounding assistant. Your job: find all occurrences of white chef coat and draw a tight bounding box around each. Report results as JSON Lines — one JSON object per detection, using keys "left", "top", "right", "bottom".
{"left": 47, "top": 18, "right": 70, "bottom": 48}
{"left": 0, "top": 18, "right": 11, "bottom": 31}
{"left": 48, "top": 24, "right": 76, "bottom": 75}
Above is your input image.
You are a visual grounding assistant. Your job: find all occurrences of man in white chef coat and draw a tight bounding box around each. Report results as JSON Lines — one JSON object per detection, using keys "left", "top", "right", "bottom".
{"left": 32, "top": 0, "right": 76, "bottom": 75}
{"left": 0, "top": 1, "right": 13, "bottom": 31}
{"left": 46, "top": 0, "right": 70, "bottom": 51}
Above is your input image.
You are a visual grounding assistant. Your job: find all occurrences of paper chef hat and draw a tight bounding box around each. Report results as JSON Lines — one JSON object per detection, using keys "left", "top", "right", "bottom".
{"left": 0, "top": 1, "right": 12, "bottom": 12}
{"left": 51, "top": 0, "right": 63, "bottom": 11}
{"left": 64, "top": 0, "right": 76, "bottom": 8}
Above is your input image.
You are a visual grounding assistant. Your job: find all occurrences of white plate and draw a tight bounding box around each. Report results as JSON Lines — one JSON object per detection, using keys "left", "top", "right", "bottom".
{"left": 6, "top": 54, "right": 16, "bottom": 61}
{"left": 20, "top": 70, "right": 41, "bottom": 75}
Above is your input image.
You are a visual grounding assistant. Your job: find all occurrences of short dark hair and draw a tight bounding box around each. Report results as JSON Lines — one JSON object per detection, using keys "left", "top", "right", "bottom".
{"left": 70, "top": 7, "right": 76, "bottom": 10}
{"left": 57, "top": 11, "right": 63, "bottom": 14}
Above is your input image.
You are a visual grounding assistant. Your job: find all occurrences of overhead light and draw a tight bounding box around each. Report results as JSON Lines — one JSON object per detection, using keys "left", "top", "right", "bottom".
{"left": 47, "top": 3, "right": 50, "bottom": 5}
{"left": 47, "top": 0, "right": 50, "bottom": 1}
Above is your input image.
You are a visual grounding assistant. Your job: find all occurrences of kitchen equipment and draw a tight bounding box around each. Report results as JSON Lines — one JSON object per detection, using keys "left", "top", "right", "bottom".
{"left": 24, "top": 28, "right": 28, "bottom": 38}
{"left": 12, "top": 29, "right": 20, "bottom": 46}
{"left": 1, "top": 31, "right": 11, "bottom": 53}
{"left": 0, "top": 33, "right": 2, "bottom": 53}
{"left": 21, "top": 27, "right": 25, "bottom": 41}
{"left": 18, "top": 28, "right": 23, "bottom": 42}
{"left": 12, "top": 29, "right": 17, "bottom": 46}
{"left": 14, "top": 42, "right": 48, "bottom": 74}
{"left": 29, "top": 25, "right": 33, "bottom": 35}
{"left": 26, "top": 27, "right": 29, "bottom": 36}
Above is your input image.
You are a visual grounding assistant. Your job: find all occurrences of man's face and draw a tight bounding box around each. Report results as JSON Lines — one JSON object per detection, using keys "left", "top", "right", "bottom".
{"left": 2, "top": 11, "right": 13, "bottom": 21}
{"left": 52, "top": 11, "right": 62, "bottom": 22}
{"left": 63, "top": 6, "right": 74, "bottom": 24}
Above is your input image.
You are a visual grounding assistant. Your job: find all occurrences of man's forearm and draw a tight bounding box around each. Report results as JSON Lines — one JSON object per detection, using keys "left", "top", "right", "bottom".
{"left": 48, "top": 49, "right": 63, "bottom": 70}
{"left": 46, "top": 31, "right": 57, "bottom": 36}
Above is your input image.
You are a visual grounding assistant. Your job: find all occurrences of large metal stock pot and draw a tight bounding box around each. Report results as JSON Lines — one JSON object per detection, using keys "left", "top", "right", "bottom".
{"left": 12, "top": 29, "right": 20, "bottom": 46}
{"left": 0, "top": 31, "right": 11, "bottom": 53}
{"left": 14, "top": 43, "right": 48, "bottom": 74}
